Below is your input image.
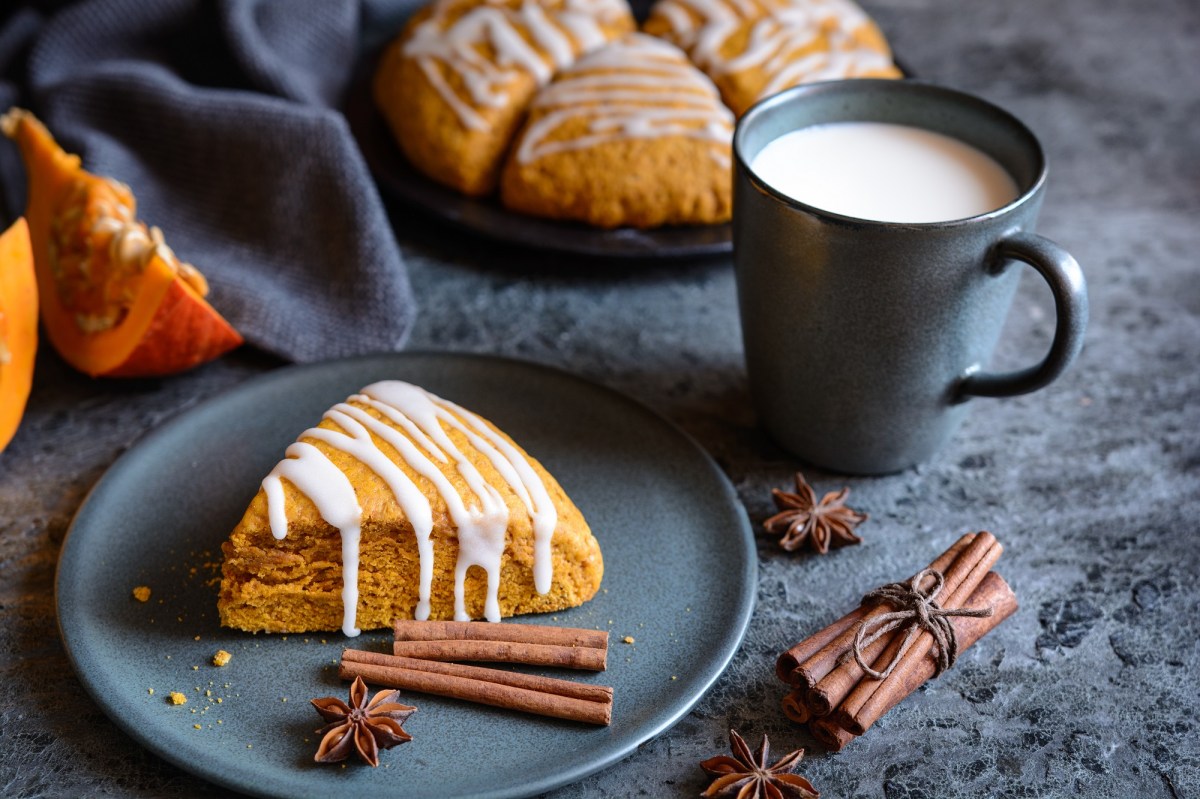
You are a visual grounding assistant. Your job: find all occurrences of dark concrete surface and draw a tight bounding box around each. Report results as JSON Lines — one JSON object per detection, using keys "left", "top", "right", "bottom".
{"left": 2, "top": 0, "right": 1198, "bottom": 796}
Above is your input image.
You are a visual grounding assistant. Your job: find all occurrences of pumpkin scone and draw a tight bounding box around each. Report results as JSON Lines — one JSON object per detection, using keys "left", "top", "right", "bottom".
{"left": 500, "top": 33, "right": 734, "bottom": 228}
{"left": 219, "top": 380, "right": 602, "bottom": 634}
{"left": 373, "top": 0, "right": 635, "bottom": 196}
{"left": 643, "top": 0, "right": 900, "bottom": 115}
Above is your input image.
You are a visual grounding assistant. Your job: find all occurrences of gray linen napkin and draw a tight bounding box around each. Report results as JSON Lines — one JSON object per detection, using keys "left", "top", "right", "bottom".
{"left": 0, "top": 0, "right": 417, "bottom": 363}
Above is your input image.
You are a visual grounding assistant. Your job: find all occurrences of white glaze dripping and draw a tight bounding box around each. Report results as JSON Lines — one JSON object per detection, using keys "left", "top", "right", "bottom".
{"left": 262, "top": 442, "right": 363, "bottom": 636}
{"left": 261, "top": 381, "right": 558, "bottom": 631}
{"left": 435, "top": 397, "right": 559, "bottom": 595}
{"left": 649, "top": 0, "right": 885, "bottom": 89}
{"left": 515, "top": 34, "right": 734, "bottom": 167}
{"left": 305, "top": 407, "right": 437, "bottom": 621}
{"left": 719, "top": 0, "right": 870, "bottom": 75}
{"left": 757, "top": 32, "right": 892, "bottom": 97}
{"left": 360, "top": 382, "right": 511, "bottom": 623}
{"left": 402, "top": 0, "right": 625, "bottom": 131}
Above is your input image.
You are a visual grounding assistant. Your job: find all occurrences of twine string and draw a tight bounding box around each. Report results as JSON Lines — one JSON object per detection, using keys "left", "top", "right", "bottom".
{"left": 842, "top": 568, "right": 995, "bottom": 680}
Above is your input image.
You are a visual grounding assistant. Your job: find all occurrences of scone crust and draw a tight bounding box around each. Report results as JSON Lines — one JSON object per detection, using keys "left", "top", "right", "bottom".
{"left": 500, "top": 34, "right": 733, "bottom": 228}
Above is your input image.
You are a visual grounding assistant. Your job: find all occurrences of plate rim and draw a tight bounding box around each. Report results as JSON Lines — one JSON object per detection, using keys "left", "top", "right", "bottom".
{"left": 55, "top": 351, "right": 757, "bottom": 798}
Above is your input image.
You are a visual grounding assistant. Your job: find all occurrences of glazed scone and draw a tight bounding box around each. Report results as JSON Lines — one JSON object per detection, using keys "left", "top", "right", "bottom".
{"left": 644, "top": 0, "right": 900, "bottom": 115}
{"left": 500, "top": 33, "right": 734, "bottom": 228}
{"left": 219, "top": 381, "right": 602, "bottom": 634}
{"left": 373, "top": 0, "right": 635, "bottom": 196}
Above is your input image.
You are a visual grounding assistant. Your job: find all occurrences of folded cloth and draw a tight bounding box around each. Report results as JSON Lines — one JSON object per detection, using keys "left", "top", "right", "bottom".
{"left": 0, "top": 0, "right": 417, "bottom": 363}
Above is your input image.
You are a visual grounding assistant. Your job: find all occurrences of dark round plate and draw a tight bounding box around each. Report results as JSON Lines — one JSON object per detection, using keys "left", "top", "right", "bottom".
{"left": 56, "top": 353, "right": 757, "bottom": 799}
{"left": 344, "top": 79, "right": 734, "bottom": 259}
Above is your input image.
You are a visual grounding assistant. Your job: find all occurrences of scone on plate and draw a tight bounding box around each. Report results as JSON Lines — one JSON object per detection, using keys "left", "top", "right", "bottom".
{"left": 500, "top": 33, "right": 734, "bottom": 228}
{"left": 373, "top": 0, "right": 635, "bottom": 196}
{"left": 643, "top": 0, "right": 900, "bottom": 115}
{"left": 219, "top": 380, "right": 602, "bottom": 634}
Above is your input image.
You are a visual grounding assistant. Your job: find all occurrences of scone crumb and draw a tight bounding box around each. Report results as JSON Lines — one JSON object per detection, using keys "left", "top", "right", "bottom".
{"left": 168, "top": 692, "right": 188, "bottom": 705}
{"left": 132, "top": 586, "right": 151, "bottom": 602}
{"left": 622, "top": 636, "right": 635, "bottom": 644}
{"left": 147, "top": 688, "right": 155, "bottom": 695}
{"left": 212, "top": 650, "right": 232, "bottom": 667}
{"left": 193, "top": 724, "right": 202, "bottom": 730}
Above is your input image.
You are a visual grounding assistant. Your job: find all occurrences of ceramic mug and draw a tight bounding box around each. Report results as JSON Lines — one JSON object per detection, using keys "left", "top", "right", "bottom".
{"left": 732, "top": 80, "right": 1088, "bottom": 475}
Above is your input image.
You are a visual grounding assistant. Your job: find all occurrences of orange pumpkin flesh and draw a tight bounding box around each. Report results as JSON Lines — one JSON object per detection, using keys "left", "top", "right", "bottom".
{"left": 0, "top": 217, "right": 36, "bottom": 452}
{"left": 1, "top": 108, "right": 242, "bottom": 377}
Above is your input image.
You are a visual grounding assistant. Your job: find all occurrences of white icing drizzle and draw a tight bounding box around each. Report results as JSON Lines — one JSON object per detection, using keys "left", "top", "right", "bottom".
{"left": 649, "top": 0, "right": 885, "bottom": 88}
{"left": 651, "top": 0, "right": 743, "bottom": 61}
{"left": 261, "top": 381, "right": 558, "bottom": 631}
{"left": 262, "top": 442, "right": 363, "bottom": 636}
{"left": 435, "top": 397, "right": 559, "bottom": 595}
{"left": 416, "top": 58, "right": 489, "bottom": 131}
{"left": 306, "top": 407, "right": 437, "bottom": 621}
{"left": 757, "top": 34, "right": 893, "bottom": 97}
{"left": 401, "top": 0, "right": 626, "bottom": 131}
{"left": 515, "top": 34, "right": 734, "bottom": 166}
{"left": 655, "top": 1, "right": 696, "bottom": 40}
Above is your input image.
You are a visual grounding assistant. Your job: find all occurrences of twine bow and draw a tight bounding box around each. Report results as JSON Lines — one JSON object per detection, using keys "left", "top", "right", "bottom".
{"left": 843, "top": 568, "right": 994, "bottom": 680}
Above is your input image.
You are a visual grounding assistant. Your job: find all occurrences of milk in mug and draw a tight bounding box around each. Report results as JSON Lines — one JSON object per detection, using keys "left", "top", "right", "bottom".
{"left": 749, "top": 122, "right": 1019, "bottom": 224}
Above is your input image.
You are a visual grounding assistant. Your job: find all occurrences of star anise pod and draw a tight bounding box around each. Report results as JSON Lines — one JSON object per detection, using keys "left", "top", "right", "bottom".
{"left": 700, "top": 729, "right": 819, "bottom": 799}
{"left": 762, "top": 472, "right": 868, "bottom": 554}
{"left": 311, "top": 676, "right": 416, "bottom": 767}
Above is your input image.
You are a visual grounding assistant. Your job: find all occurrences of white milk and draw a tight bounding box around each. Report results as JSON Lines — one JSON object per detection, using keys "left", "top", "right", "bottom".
{"left": 749, "top": 122, "right": 1020, "bottom": 223}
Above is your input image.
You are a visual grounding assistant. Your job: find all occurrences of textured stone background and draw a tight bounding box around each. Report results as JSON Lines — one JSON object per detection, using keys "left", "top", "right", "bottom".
{"left": 2, "top": 0, "right": 1198, "bottom": 796}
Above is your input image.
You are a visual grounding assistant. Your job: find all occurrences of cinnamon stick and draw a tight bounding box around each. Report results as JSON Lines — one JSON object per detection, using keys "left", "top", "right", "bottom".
{"left": 804, "top": 627, "right": 892, "bottom": 717}
{"left": 340, "top": 649, "right": 612, "bottom": 725}
{"left": 787, "top": 532, "right": 980, "bottom": 692}
{"left": 391, "top": 639, "right": 606, "bottom": 670}
{"left": 774, "top": 606, "right": 866, "bottom": 684}
{"left": 809, "top": 717, "right": 856, "bottom": 752}
{"left": 393, "top": 619, "right": 608, "bottom": 650}
{"left": 805, "top": 532, "right": 1001, "bottom": 715}
{"left": 781, "top": 689, "right": 811, "bottom": 724}
{"left": 835, "top": 570, "right": 1018, "bottom": 736}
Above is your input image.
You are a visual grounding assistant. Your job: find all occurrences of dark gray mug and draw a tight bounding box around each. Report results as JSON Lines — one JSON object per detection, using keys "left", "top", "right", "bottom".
{"left": 733, "top": 80, "right": 1087, "bottom": 474}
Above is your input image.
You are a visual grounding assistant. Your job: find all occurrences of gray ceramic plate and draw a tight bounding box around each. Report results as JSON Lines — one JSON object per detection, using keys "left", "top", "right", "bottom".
{"left": 57, "top": 353, "right": 756, "bottom": 799}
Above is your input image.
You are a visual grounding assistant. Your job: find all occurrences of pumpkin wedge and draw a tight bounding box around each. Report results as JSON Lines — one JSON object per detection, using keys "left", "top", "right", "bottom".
{"left": 0, "top": 217, "right": 36, "bottom": 452}
{"left": 1, "top": 108, "right": 242, "bottom": 377}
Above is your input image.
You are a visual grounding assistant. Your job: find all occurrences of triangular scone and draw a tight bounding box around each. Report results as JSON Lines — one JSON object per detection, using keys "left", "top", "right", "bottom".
{"left": 500, "top": 33, "right": 734, "bottom": 228}
{"left": 373, "top": 0, "right": 635, "bottom": 196}
{"left": 643, "top": 0, "right": 900, "bottom": 115}
{"left": 218, "top": 381, "right": 602, "bottom": 635}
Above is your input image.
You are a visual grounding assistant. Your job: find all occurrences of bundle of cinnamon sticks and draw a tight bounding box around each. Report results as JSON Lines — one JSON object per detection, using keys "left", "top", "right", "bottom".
{"left": 776, "top": 532, "right": 1018, "bottom": 750}
{"left": 340, "top": 619, "right": 613, "bottom": 725}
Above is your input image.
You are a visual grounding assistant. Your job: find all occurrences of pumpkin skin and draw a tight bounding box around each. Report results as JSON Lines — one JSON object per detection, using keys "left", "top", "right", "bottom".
{"left": 1, "top": 108, "right": 242, "bottom": 378}
{"left": 0, "top": 217, "right": 36, "bottom": 453}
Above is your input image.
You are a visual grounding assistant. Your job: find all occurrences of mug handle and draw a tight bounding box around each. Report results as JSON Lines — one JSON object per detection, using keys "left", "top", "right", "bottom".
{"left": 957, "top": 231, "right": 1088, "bottom": 399}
